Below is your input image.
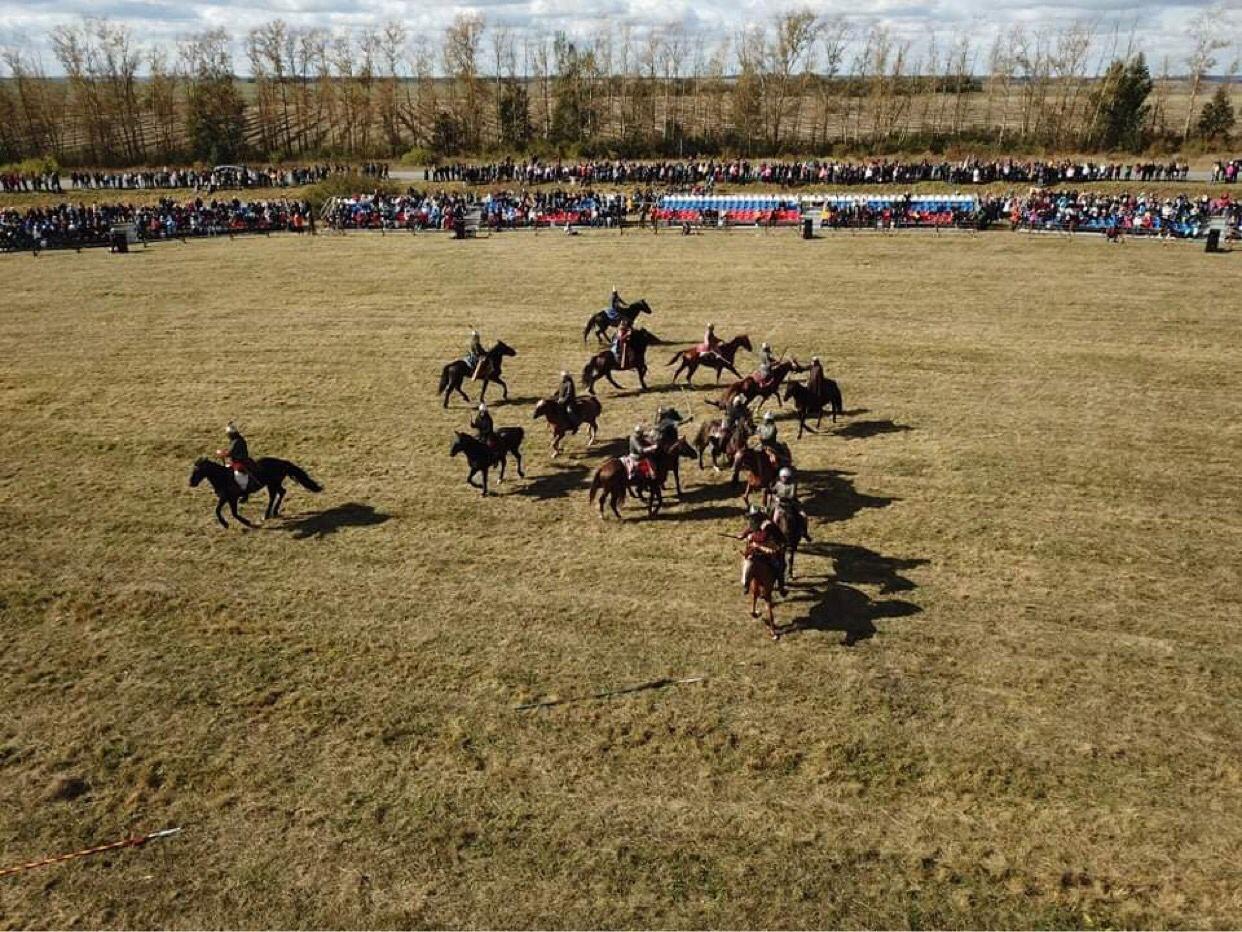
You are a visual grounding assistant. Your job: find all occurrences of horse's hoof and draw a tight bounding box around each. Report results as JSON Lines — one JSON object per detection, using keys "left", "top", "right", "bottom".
{"left": 751, "top": 610, "right": 759, "bottom": 619}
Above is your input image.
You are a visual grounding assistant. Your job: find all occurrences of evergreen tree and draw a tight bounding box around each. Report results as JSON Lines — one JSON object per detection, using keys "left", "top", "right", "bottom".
{"left": 1197, "top": 84, "right": 1236, "bottom": 142}
{"left": 1088, "top": 54, "right": 1153, "bottom": 151}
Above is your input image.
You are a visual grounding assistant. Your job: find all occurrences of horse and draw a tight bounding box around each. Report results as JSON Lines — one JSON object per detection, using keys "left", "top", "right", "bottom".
{"left": 588, "top": 440, "right": 695, "bottom": 518}
{"left": 745, "top": 552, "right": 781, "bottom": 640}
{"left": 449, "top": 429, "right": 526, "bottom": 496}
{"left": 189, "top": 456, "right": 322, "bottom": 529}
{"left": 714, "top": 359, "right": 804, "bottom": 411}
{"left": 532, "top": 396, "right": 602, "bottom": 456}
{"left": 692, "top": 411, "right": 754, "bottom": 469}
{"left": 582, "top": 298, "right": 652, "bottom": 345}
{"left": 438, "top": 340, "right": 517, "bottom": 408}
{"left": 772, "top": 502, "right": 812, "bottom": 580}
{"left": 652, "top": 436, "right": 698, "bottom": 502}
{"left": 732, "top": 446, "right": 778, "bottom": 507}
{"left": 783, "top": 379, "right": 844, "bottom": 438}
{"left": 667, "top": 334, "right": 752, "bottom": 385}
{"left": 582, "top": 328, "right": 656, "bottom": 396}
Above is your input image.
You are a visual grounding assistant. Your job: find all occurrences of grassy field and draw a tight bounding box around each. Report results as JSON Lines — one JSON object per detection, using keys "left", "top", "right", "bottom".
{"left": 1, "top": 228, "right": 1240, "bottom": 928}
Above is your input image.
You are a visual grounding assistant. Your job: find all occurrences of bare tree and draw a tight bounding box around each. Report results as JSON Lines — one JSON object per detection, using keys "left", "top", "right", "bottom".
{"left": 1182, "top": 7, "right": 1229, "bottom": 140}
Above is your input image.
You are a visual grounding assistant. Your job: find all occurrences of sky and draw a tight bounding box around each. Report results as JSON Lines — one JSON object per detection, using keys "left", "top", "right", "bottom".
{"left": 0, "top": 0, "right": 1239, "bottom": 73}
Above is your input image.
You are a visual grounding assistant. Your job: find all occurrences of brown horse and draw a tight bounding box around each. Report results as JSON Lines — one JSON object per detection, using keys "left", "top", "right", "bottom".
{"left": 692, "top": 409, "right": 754, "bottom": 469}
{"left": 582, "top": 328, "right": 655, "bottom": 395}
{"left": 532, "top": 396, "right": 601, "bottom": 456}
{"left": 714, "top": 359, "right": 804, "bottom": 411}
{"left": 783, "top": 379, "right": 844, "bottom": 438}
{"left": 745, "top": 552, "right": 780, "bottom": 639}
{"left": 588, "top": 440, "right": 696, "bottom": 518}
{"left": 667, "top": 334, "right": 752, "bottom": 385}
{"left": 732, "top": 446, "right": 777, "bottom": 507}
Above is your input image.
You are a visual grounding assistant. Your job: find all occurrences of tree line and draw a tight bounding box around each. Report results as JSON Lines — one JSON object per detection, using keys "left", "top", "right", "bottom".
{"left": 0, "top": 10, "right": 1236, "bottom": 167}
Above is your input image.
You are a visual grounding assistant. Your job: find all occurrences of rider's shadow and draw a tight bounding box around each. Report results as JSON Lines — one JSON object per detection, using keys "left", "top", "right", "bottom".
{"left": 279, "top": 502, "right": 392, "bottom": 540}
{"left": 783, "top": 577, "right": 923, "bottom": 645}
{"left": 799, "top": 468, "right": 897, "bottom": 524}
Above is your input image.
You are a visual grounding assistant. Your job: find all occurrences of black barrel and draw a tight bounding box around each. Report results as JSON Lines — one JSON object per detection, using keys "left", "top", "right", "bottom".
{"left": 802, "top": 217, "right": 814, "bottom": 240}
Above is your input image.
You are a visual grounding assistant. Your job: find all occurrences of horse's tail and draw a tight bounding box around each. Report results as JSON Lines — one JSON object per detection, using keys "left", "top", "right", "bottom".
{"left": 437, "top": 364, "right": 452, "bottom": 395}
{"left": 589, "top": 468, "right": 603, "bottom": 504}
{"left": 284, "top": 462, "right": 323, "bottom": 493}
{"left": 581, "top": 358, "right": 596, "bottom": 387}
{"left": 666, "top": 349, "right": 686, "bottom": 366}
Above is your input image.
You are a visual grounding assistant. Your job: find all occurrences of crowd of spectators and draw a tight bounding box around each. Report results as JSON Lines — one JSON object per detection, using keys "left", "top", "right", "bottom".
{"left": 1211, "top": 159, "right": 1241, "bottom": 184}
{"left": 325, "top": 187, "right": 629, "bottom": 230}
{"left": 0, "top": 197, "right": 315, "bottom": 251}
{"left": 1006, "top": 189, "right": 1239, "bottom": 237}
{"left": 0, "top": 164, "right": 364, "bottom": 195}
{"left": 425, "top": 157, "right": 1195, "bottom": 188}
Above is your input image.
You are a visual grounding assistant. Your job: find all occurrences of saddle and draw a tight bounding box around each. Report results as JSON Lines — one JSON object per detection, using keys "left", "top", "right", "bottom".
{"left": 603, "top": 306, "right": 622, "bottom": 322}
{"left": 623, "top": 455, "right": 655, "bottom": 480}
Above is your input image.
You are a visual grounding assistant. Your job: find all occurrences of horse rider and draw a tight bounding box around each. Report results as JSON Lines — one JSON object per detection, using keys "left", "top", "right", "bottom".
{"left": 627, "top": 423, "right": 658, "bottom": 481}
{"left": 612, "top": 317, "right": 633, "bottom": 368}
{"left": 697, "top": 322, "right": 722, "bottom": 361}
{"left": 769, "top": 466, "right": 804, "bottom": 529}
{"left": 717, "top": 393, "right": 750, "bottom": 444}
{"left": 557, "top": 370, "right": 579, "bottom": 429}
{"left": 608, "top": 286, "right": 630, "bottom": 321}
{"left": 219, "top": 421, "right": 259, "bottom": 494}
{"left": 756, "top": 411, "right": 789, "bottom": 468}
{"left": 470, "top": 402, "right": 499, "bottom": 453}
{"left": 739, "top": 505, "right": 789, "bottom": 597}
{"left": 465, "top": 329, "right": 486, "bottom": 380}
{"left": 755, "top": 341, "right": 776, "bottom": 387}
{"left": 807, "top": 354, "right": 827, "bottom": 403}
{"left": 654, "top": 405, "right": 686, "bottom": 446}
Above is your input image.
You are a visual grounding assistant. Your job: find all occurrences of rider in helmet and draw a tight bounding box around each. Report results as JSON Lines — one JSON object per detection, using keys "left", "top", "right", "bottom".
{"left": 470, "top": 403, "right": 497, "bottom": 452}
{"left": 612, "top": 317, "right": 633, "bottom": 367}
{"left": 756, "top": 410, "right": 787, "bottom": 467}
{"left": 221, "top": 421, "right": 259, "bottom": 495}
{"left": 756, "top": 341, "right": 776, "bottom": 386}
{"left": 739, "top": 504, "right": 788, "bottom": 596}
{"left": 718, "top": 393, "right": 749, "bottom": 441}
{"left": 769, "top": 465, "right": 804, "bottom": 529}
{"left": 627, "top": 423, "right": 658, "bottom": 481}
{"left": 465, "top": 329, "right": 485, "bottom": 380}
{"left": 557, "top": 370, "right": 579, "bottom": 429}
{"left": 698, "top": 322, "right": 721, "bottom": 358}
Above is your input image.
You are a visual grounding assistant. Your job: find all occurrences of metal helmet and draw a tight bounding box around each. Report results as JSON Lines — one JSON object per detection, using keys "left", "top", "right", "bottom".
{"left": 612, "top": 286, "right": 618, "bottom": 294}
{"left": 733, "top": 395, "right": 745, "bottom": 406}
{"left": 764, "top": 411, "right": 775, "bottom": 421}
{"left": 706, "top": 322, "right": 715, "bottom": 330}
{"left": 470, "top": 329, "right": 479, "bottom": 337}
{"left": 762, "top": 341, "right": 771, "bottom": 350}
{"left": 779, "top": 467, "right": 793, "bottom": 481}
{"left": 812, "top": 355, "right": 820, "bottom": 364}
{"left": 561, "top": 370, "right": 569, "bottom": 378}
{"left": 225, "top": 421, "right": 239, "bottom": 436}
{"left": 478, "top": 403, "right": 487, "bottom": 412}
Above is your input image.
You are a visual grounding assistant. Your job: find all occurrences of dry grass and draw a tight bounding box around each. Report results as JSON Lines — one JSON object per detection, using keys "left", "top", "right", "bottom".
{"left": 0, "top": 228, "right": 1240, "bottom": 928}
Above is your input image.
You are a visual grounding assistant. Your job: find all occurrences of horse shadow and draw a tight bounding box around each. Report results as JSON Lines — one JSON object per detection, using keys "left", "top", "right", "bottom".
{"left": 783, "top": 577, "right": 923, "bottom": 645}
{"left": 493, "top": 394, "right": 543, "bottom": 408}
{"left": 279, "top": 502, "right": 392, "bottom": 540}
{"left": 802, "top": 543, "right": 929, "bottom": 594}
{"left": 650, "top": 502, "right": 738, "bottom": 523}
{"left": 798, "top": 468, "right": 898, "bottom": 524}
{"left": 513, "top": 464, "right": 589, "bottom": 500}
{"left": 833, "top": 419, "right": 912, "bottom": 440}
{"left": 589, "top": 437, "right": 629, "bottom": 458}
{"left": 781, "top": 544, "right": 928, "bottom": 644}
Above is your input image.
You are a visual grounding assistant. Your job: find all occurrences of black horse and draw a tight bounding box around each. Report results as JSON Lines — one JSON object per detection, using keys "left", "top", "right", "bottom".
{"left": 438, "top": 340, "right": 517, "bottom": 409}
{"left": 450, "top": 429, "right": 526, "bottom": 495}
{"left": 582, "top": 328, "right": 657, "bottom": 395}
{"left": 783, "top": 378, "right": 844, "bottom": 438}
{"left": 189, "top": 457, "right": 323, "bottom": 528}
{"left": 582, "top": 299, "right": 652, "bottom": 345}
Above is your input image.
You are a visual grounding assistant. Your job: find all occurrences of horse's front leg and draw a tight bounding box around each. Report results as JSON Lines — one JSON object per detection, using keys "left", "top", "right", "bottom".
{"left": 512, "top": 448, "right": 525, "bottom": 478}
{"left": 215, "top": 499, "right": 229, "bottom": 529}
{"left": 637, "top": 366, "right": 648, "bottom": 390}
{"left": 493, "top": 376, "right": 509, "bottom": 400}
{"left": 497, "top": 455, "right": 506, "bottom": 484}
{"left": 674, "top": 465, "right": 684, "bottom": 498}
{"left": 229, "top": 497, "right": 255, "bottom": 528}
{"left": 586, "top": 422, "right": 597, "bottom": 447}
